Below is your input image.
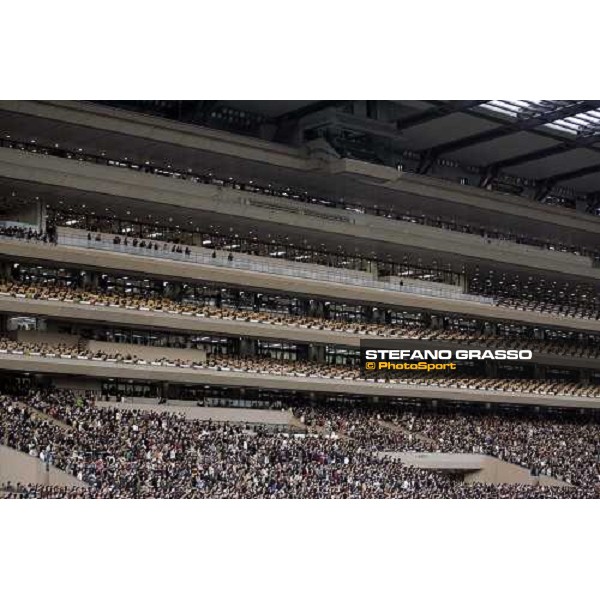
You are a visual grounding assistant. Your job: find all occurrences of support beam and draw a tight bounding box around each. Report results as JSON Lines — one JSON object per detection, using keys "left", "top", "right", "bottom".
{"left": 534, "top": 163, "right": 600, "bottom": 204}
{"left": 531, "top": 160, "right": 600, "bottom": 203}
{"left": 396, "top": 101, "right": 487, "bottom": 130}
{"left": 416, "top": 154, "right": 435, "bottom": 175}
{"left": 485, "top": 131, "right": 600, "bottom": 171}
{"left": 418, "top": 101, "right": 600, "bottom": 159}
{"left": 533, "top": 181, "right": 555, "bottom": 203}
{"left": 585, "top": 193, "right": 600, "bottom": 214}
{"left": 546, "top": 162, "right": 600, "bottom": 185}
{"left": 272, "top": 101, "right": 346, "bottom": 123}
{"left": 478, "top": 167, "right": 499, "bottom": 188}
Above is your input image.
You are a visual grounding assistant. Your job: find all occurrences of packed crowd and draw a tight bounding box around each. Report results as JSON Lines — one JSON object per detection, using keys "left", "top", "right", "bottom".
{"left": 5, "top": 481, "right": 587, "bottom": 499}
{"left": 0, "top": 336, "right": 598, "bottom": 398}
{"left": 0, "top": 336, "right": 201, "bottom": 368}
{"left": 1, "top": 389, "right": 599, "bottom": 498}
{"left": 389, "top": 408, "right": 600, "bottom": 488}
{"left": 4, "top": 136, "right": 599, "bottom": 259}
{"left": 295, "top": 402, "right": 600, "bottom": 488}
{"left": 1, "top": 277, "right": 599, "bottom": 360}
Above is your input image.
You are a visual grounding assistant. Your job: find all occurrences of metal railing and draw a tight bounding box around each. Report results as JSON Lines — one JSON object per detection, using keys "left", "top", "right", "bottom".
{"left": 52, "top": 231, "right": 495, "bottom": 304}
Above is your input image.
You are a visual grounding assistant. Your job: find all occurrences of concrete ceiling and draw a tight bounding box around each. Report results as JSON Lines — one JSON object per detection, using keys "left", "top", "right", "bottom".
{"left": 207, "top": 100, "right": 600, "bottom": 195}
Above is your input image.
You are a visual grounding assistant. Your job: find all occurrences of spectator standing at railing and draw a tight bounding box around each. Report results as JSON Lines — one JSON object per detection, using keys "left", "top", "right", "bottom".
{"left": 46, "top": 222, "right": 58, "bottom": 244}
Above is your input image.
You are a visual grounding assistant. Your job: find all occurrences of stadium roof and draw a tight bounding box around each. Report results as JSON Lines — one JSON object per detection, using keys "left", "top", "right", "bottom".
{"left": 97, "top": 100, "right": 600, "bottom": 202}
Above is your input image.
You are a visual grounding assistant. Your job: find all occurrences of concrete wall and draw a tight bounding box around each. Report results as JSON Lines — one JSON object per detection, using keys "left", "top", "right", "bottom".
{"left": 86, "top": 340, "right": 206, "bottom": 363}
{"left": 52, "top": 377, "right": 102, "bottom": 392}
{"left": 0, "top": 148, "right": 598, "bottom": 280}
{"left": 0, "top": 444, "right": 87, "bottom": 488}
{"left": 14, "top": 330, "right": 81, "bottom": 347}
{"left": 387, "top": 452, "right": 570, "bottom": 487}
{"left": 340, "top": 159, "right": 600, "bottom": 235}
{"left": 464, "top": 456, "right": 571, "bottom": 487}
{"left": 101, "top": 400, "right": 293, "bottom": 425}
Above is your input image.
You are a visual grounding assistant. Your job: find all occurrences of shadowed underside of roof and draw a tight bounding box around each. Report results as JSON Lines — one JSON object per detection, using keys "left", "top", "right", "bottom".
{"left": 95, "top": 100, "right": 600, "bottom": 205}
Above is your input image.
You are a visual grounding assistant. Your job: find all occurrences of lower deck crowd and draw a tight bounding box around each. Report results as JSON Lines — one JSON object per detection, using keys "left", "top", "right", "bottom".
{"left": 1, "top": 389, "right": 599, "bottom": 498}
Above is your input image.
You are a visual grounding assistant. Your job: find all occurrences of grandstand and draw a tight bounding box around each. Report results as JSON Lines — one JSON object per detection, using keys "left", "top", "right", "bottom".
{"left": 1, "top": 100, "right": 600, "bottom": 498}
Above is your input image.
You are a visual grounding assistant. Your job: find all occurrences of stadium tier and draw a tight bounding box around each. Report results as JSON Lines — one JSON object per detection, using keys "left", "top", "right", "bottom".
{"left": 2, "top": 100, "right": 600, "bottom": 499}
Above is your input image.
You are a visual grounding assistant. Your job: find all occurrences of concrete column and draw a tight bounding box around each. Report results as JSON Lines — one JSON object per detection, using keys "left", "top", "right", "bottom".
{"left": 430, "top": 315, "right": 443, "bottom": 329}
{"left": 308, "top": 345, "right": 325, "bottom": 362}
{"left": 240, "top": 338, "right": 257, "bottom": 357}
{"left": 0, "top": 262, "right": 12, "bottom": 280}
{"left": 39, "top": 200, "right": 47, "bottom": 232}
{"left": 372, "top": 307, "right": 386, "bottom": 324}
{"left": 169, "top": 282, "right": 183, "bottom": 301}
{"left": 296, "top": 344, "right": 309, "bottom": 361}
{"left": 485, "top": 361, "right": 498, "bottom": 377}
{"left": 368, "top": 260, "right": 379, "bottom": 278}
{"left": 484, "top": 322, "right": 497, "bottom": 336}
{"left": 81, "top": 270, "right": 99, "bottom": 289}
{"left": 311, "top": 300, "right": 325, "bottom": 318}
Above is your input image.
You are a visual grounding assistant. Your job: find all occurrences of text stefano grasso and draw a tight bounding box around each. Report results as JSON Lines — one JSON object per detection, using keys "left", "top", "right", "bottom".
{"left": 364, "top": 349, "right": 533, "bottom": 361}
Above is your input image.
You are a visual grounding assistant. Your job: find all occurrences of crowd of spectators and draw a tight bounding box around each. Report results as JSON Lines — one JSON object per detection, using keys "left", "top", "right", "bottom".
{"left": 0, "top": 336, "right": 599, "bottom": 398}
{"left": 295, "top": 402, "right": 600, "bottom": 487}
{"left": 387, "top": 407, "right": 600, "bottom": 488}
{"left": 1, "top": 278, "right": 599, "bottom": 359}
{"left": 1, "top": 389, "right": 599, "bottom": 498}
{"left": 5, "top": 481, "right": 590, "bottom": 499}
{"left": 0, "top": 225, "right": 50, "bottom": 243}
{"left": 104, "top": 233, "right": 192, "bottom": 257}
